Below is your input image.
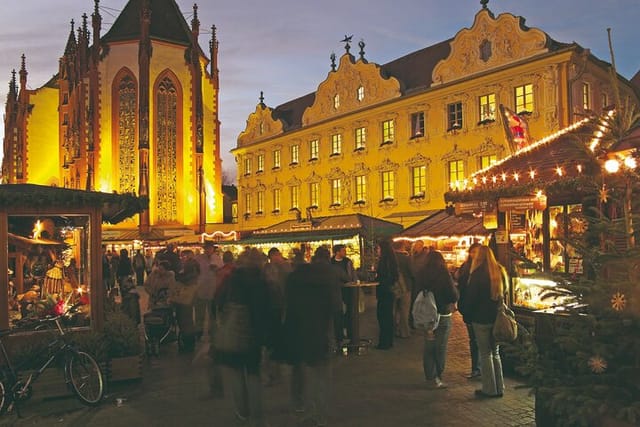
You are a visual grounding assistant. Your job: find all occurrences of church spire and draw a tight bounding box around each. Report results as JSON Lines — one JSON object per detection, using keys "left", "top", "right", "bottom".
{"left": 64, "top": 20, "right": 77, "bottom": 56}
{"left": 8, "top": 69, "right": 17, "bottom": 101}
{"left": 19, "top": 54, "right": 27, "bottom": 91}
{"left": 209, "top": 25, "right": 219, "bottom": 78}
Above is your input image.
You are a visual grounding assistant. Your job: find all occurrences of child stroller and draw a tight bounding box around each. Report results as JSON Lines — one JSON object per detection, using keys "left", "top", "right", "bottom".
{"left": 143, "top": 288, "right": 178, "bottom": 357}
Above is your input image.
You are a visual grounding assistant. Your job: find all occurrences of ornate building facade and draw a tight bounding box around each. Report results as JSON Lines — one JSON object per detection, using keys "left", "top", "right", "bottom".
{"left": 233, "top": 4, "right": 639, "bottom": 231}
{"left": 2, "top": 0, "right": 223, "bottom": 236}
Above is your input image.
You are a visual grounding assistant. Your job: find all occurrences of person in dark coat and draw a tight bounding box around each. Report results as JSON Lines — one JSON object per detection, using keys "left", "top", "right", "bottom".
{"left": 282, "top": 246, "right": 342, "bottom": 426}
{"left": 375, "top": 239, "right": 398, "bottom": 350}
{"left": 416, "top": 250, "right": 459, "bottom": 388}
{"left": 215, "top": 248, "right": 270, "bottom": 426}
{"left": 465, "top": 245, "right": 506, "bottom": 398}
{"left": 454, "top": 242, "right": 482, "bottom": 379}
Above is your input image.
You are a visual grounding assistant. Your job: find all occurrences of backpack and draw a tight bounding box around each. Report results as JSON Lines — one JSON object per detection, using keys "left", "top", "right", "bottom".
{"left": 412, "top": 290, "right": 440, "bottom": 331}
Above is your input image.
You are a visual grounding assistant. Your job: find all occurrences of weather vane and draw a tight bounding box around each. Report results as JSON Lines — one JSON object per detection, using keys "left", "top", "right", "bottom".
{"left": 340, "top": 34, "right": 353, "bottom": 54}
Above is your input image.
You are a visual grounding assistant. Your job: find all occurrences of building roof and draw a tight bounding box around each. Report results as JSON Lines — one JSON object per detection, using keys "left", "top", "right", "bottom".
{"left": 102, "top": 0, "right": 193, "bottom": 46}
{"left": 0, "top": 184, "right": 148, "bottom": 224}
{"left": 396, "top": 209, "right": 489, "bottom": 239}
{"left": 241, "top": 213, "right": 402, "bottom": 244}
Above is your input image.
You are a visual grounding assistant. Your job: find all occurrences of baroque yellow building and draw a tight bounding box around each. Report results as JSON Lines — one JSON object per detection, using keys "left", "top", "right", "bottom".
{"left": 2, "top": 0, "right": 223, "bottom": 238}
{"left": 233, "top": 4, "right": 639, "bottom": 232}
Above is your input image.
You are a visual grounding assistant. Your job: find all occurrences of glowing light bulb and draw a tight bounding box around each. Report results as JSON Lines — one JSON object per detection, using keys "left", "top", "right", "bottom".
{"left": 604, "top": 158, "right": 620, "bottom": 174}
{"left": 529, "top": 170, "right": 536, "bottom": 179}
{"left": 624, "top": 156, "right": 637, "bottom": 170}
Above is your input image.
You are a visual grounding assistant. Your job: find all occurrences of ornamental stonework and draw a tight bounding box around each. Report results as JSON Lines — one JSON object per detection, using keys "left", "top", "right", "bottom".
{"left": 302, "top": 54, "right": 401, "bottom": 126}
{"left": 432, "top": 9, "right": 548, "bottom": 85}
{"left": 238, "top": 104, "right": 284, "bottom": 146}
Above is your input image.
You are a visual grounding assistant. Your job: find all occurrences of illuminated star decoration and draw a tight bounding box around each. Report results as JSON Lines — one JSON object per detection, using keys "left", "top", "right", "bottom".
{"left": 588, "top": 355, "right": 607, "bottom": 374}
{"left": 599, "top": 185, "right": 609, "bottom": 204}
{"left": 611, "top": 292, "right": 626, "bottom": 312}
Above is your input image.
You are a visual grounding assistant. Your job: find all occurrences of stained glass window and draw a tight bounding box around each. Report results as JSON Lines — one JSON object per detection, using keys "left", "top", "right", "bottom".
{"left": 117, "top": 74, "right": 137, "bottom": 194}
{"left": 156, "top": 77, "right": 178, "bottom": 223}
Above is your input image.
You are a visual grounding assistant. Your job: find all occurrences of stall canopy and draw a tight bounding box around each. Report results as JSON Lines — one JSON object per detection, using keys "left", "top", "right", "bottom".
{"left": 0, "top": 184, "right": 148, "bottom": 223}
{"left": 239, "top": 213, "right": 403, "bottom": 245}
{"left": 395, "top": 209, "right": 489, "bottom": 240}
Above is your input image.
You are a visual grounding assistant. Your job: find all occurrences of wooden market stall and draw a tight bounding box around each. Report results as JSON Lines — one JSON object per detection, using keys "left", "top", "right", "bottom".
{"left": 1, "top": 184, "right": 147, "bottom": 331}
{"left": 393, "top": 209, "right": 490, "bottom": 269}
{"left": 444, "top": 110, "right": 633, "bottom": 325}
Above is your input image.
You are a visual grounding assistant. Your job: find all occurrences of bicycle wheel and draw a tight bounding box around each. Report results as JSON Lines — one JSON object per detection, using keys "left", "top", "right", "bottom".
{"left": 0, "top": 378, "right": 6, "bottom": 414}
{"left": 66, "top": 351, "right": 104, "bottom": 405}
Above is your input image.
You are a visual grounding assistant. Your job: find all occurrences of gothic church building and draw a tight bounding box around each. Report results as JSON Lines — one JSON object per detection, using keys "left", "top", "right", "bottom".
{"left": 2, "top": 0, "right": 223, "bottom": 235}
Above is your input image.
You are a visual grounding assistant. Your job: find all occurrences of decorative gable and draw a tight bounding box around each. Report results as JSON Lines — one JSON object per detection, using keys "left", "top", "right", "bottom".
{"left": 238, "top": 104, "right": 284, "bottom": 146}
{"left": 302, "top": 54, "right": 401, "bottom": 126}
{"left": 432, "top": 9, "right": 548, "bottom": 85}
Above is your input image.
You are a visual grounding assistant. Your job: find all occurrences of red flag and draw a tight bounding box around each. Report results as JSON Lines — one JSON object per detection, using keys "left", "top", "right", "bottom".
{"left": 499, "top": 104, "right": 532, "bottom": 153}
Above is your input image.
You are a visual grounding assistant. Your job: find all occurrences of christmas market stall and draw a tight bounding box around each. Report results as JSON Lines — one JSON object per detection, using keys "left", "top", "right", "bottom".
{"left": 444, "top": 109, "right": 630, "bottom": 325}
{"left": 237, "top": 213, "right": 402, "bottom": 275}
{"left": 1, "top": 184, "right": 147, "bottom": 332}
{"left": 393, "top": 209, "right": 490, "bottom": 269}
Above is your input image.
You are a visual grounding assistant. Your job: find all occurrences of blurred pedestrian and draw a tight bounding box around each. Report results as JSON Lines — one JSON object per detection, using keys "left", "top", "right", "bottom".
{"left": 215, "top": 248, "right": 270, "bottom": 426}
{"left": 454, "top": 242, "right": 482, "bottom": 379}
{"left": 409, "top": 241, "right": 429, "bottom": 328}
{"left": 133, "top": 249, "right": 146, "bottom": 286}
{"left": 194, "top": 242, "right": 223, "bottom": 341}
{"left": 173, "top": 256, "right": 200, "bottom": 353}
{"left": 417, "top": 250, "right": 459, "bottom": 388}
{"left": 331, "top": 244, "right": 358, "bottom": 345}
{"left": 392, "top": 240, "right": 412, "bottom": 338}
{"left": 283, "top": 246, "right": 341, "bottom": 426}
{"left": 375, "top": 239, "right": 398, "bottom": 350}
{"left": 466, "top": 245, "right": 506, "bottom": 398}
{"left": 262, "top": 247, "right": 292, "bottom": 385}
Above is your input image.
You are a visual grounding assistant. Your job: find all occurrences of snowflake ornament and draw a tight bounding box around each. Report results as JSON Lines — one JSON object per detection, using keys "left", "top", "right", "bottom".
{"left": 599, "top": 185, "right": 609, "bottom": 204}
{"left": 611, "top": 292, "right": 626, "bottom": 311}
{"left": 588, "top": 355, "right": 607, "bottom": 374}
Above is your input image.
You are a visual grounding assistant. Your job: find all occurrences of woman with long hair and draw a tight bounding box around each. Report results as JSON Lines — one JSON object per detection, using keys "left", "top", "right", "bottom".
{"left": 417, "top": 250, "right": 458, "bottom": 388}
{"left": 465, "top": 245, "right": 506, "bottom": 398}
{"left": 375, "top": 239, "right": 398, "bottom": 350}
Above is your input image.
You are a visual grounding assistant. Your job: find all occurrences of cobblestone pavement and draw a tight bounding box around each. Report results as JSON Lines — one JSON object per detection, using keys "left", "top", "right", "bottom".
{"left": 2, "top": 295, "right": 536, "bottom": 426}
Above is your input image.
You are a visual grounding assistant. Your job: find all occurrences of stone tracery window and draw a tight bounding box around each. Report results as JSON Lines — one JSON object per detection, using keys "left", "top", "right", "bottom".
{"left": 117, "top": 74, "right": 137, "bottom": 194}
{"left": 155, "top": 76, "right": 178, "bottom": 223}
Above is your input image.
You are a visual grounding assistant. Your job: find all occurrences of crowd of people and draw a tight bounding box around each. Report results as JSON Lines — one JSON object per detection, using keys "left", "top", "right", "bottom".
{"left": 104, "top": 238, "right": 509, "bottom": 427}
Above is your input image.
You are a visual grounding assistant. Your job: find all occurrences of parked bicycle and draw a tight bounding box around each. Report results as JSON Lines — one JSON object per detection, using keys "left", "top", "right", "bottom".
{"left": 0, "top": 303, "right": 104, "bottom": 416}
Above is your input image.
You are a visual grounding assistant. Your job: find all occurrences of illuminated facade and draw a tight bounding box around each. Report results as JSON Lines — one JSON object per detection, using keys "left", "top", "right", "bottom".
{"left": 233, "top": 4, "right": 639, "bottom": 231}
{"left": 2, "top": 0, "right": 223, "bottom": 236}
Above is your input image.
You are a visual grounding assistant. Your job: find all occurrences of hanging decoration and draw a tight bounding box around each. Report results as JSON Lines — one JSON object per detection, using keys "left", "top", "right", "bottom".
{"left": 500, "top": 104, "right": 533, "bottom": 153}
{"left": 599, "top": 185, "right": 609, "bottom": 204}
{"left": 587, "top": 355, "right": 608, "bottom": 374}
{"left": 610, "top": 292, "right": 626, "bottom": 312}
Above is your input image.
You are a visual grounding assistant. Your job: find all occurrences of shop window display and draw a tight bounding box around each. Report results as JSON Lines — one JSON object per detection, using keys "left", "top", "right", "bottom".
{"left": 7, "top": 215, "right": 91, "bottom": 329}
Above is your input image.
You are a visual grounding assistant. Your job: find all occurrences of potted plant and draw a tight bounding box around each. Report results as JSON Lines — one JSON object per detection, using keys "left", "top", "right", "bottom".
{"left": 102, "top": 311, "right": 143, "bottom": 382}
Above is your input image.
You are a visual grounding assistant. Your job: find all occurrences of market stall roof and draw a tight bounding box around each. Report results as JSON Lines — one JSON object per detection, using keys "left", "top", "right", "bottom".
{"left": 444, "top": 112, "right": 613, "bottom": 203}
{"left": 395, "top": 209, "right": 488, "bottom": 240}
{"left": 0, "top": 184, "right": 148, "bottom": 224}
{"left": 240, "top": 213, "right": 403, "bottom": 245}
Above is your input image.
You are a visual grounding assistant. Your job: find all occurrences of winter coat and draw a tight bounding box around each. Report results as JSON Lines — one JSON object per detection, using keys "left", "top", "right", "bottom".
{"left": 465, "top": 263, "right": 499, "bottom": 324}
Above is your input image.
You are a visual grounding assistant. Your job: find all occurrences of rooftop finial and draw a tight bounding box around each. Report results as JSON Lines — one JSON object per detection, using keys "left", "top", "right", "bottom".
{"left": 480, "top": 0, "right": 489, "bottom": 9}
{"left": 330, "top": 52, "right": 336, "bottom": 72}
{"left": 358, "top": 39, "right": 366, "bottom": 60}
{"left": 340, "top": 34, "right": 353, "bottom": 54}
{"left": 259, "top": 91, "right": 264, "bottom": 106}
{"left": 94, "top": 0, "right": 99, "bottom": 15}
{"left": 70, "top": 19, "right": 75, "bottom": 33}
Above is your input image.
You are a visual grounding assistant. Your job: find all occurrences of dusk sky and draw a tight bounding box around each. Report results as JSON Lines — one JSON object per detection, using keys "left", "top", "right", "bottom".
{"left": 0, "top": 0, "right": 638, "bottom": 181}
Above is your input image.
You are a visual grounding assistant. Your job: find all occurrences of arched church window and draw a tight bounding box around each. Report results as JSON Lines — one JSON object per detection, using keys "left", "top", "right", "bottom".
{"left": 116, "top": 73, "right": 137, "bottom": 194}
{"left": 155, "top": 76, "right": 178, "bottom": 223}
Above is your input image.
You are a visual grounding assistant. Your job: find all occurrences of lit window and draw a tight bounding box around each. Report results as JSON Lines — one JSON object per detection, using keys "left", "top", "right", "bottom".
{"left": 243, "top": 158, "right": 252, "bottom": 175}
{"left": 448, "top": 160, "right": 465, "bottom": 186}
{"left": 333, "top": 94, "right": 340, "bottom": 109}
{"left": 447, "top": 102, "right": 463, "bottom": 131}
{"left": 381, "top": 171, "right": 395, "bottom": 200}
{"left": 331, "top": 178, "right": 342, "bottom": 205}
{"left": 582, "top": 82, "right": 591, "bottom": 110}
{"left": 256, "top": 191, "right": 264, "bottom": 214}
{"left": 411, "top": 112, "right": 425, "bottom": 138}
{"left": 479, "top": 155, "right": 497, "bottom": 170}
{"left": 355, "top": 127, "right": 367, "bottom": 150}
{"left": 257, "top": 154, "right": 264, "bottom": 172}
{"left": 479, "top": 94, "right": 496, "bottom": 122}
{"left": 273, "top": 149, "right": 281, "bottom": 169}
{"left": 290, "top": 145, "right": 299, "bottom": 165}
{"left": 331, "top": 134, "right": 342, "bottom": 155}
{"left": 231, "top": 203, "right": 238, "bottom": 223}
{"left": 355, "top": 175, "right": 367, "bottom": 203}
{"left": 515, "top": 84, "right": 534, "bottom": 114}
{"left": 244, "top": 193, "right": 251, "bottom": 214}
{"left": 411, "top": 166, "right": 426, "bottom": 197}
{"left": 310, "top": 182, "right": 319, "bottom": 207}
{"left": 357, "top": 86, "right": 365, "bottom": 102}
{"left": 290, "top": 185, "right": 299, "bottom": 209}
{"left": 382, "top": 120, "right": 395, "bottom": 144}
{"left": 273, "top": 189, "right": 281, "bottom": 212}
{"left": 309, "top": 139, "right": 319, "bottom": 160}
